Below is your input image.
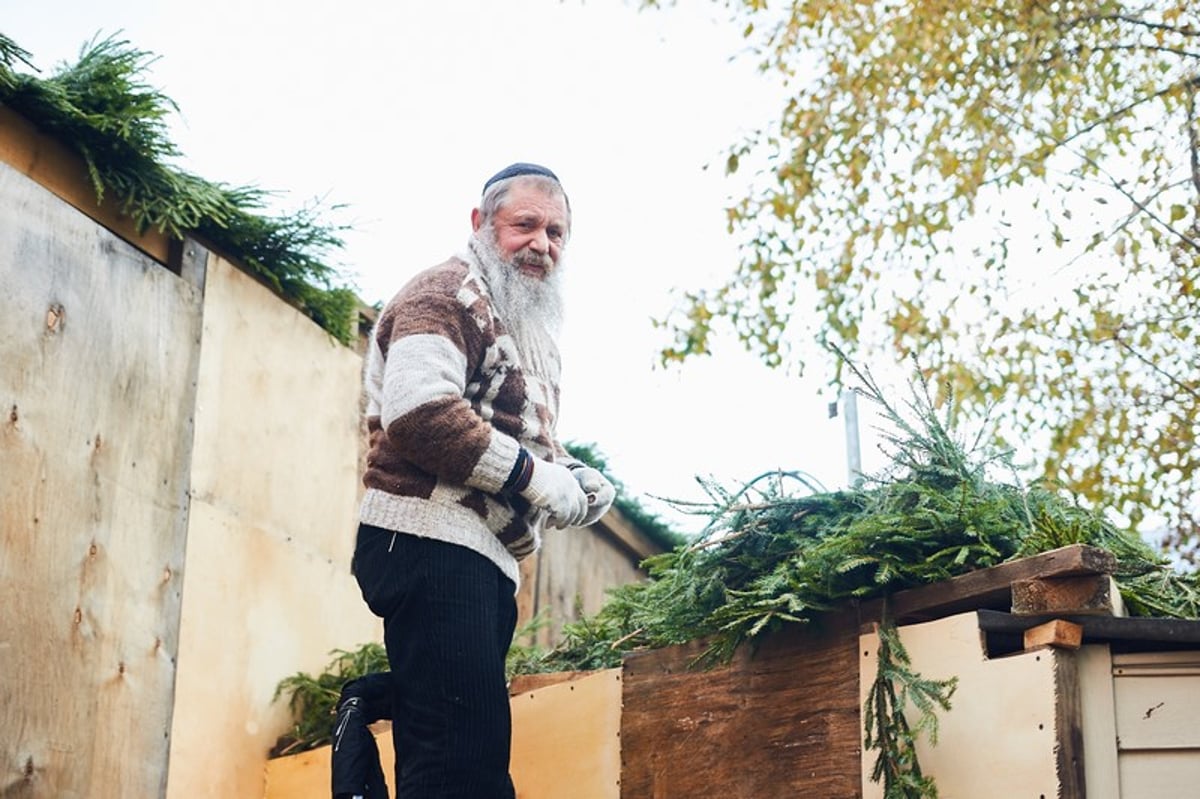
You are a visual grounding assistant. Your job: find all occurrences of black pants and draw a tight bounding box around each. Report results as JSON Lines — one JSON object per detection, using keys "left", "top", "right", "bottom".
{"left": 353, "top": 524, "right": 518, "bottom": 799}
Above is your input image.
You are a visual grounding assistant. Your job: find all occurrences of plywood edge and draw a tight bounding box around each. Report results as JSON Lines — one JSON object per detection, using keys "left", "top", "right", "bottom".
{"left": 0, "top": 105, "right": 172, "bottom": 264}
{"left": 509, "top": 669, "right": 603, "bottom": 695}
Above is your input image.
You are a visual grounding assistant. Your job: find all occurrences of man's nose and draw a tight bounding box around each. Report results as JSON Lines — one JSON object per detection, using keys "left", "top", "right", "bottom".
{"left": 528, "top": 229, "right": 549, "bottom": 253}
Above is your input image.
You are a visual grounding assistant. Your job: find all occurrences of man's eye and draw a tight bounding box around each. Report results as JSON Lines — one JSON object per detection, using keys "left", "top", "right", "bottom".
{"left": 548, "top": 228, "right": 564, "bottom": 240}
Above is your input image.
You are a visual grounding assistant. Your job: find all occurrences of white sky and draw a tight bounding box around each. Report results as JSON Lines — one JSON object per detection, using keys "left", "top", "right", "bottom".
{"left": 4, "top": 0, "right": 889, "bottom": 534}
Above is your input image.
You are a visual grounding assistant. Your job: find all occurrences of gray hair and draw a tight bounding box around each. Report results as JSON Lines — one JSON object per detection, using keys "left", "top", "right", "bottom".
{"left": 477, "top": 174, "right": 572, "bottom": 237}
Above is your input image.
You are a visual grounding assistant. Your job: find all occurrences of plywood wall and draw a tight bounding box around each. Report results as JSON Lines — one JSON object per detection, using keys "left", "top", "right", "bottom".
{"left": 0, "top": 161, "right": 202, "bottom": 798}
{"left": 164, "top": 255, "right": 380, "bottom": 799}
{"left": 859, "top": 612, "right": 1066, "bottom": 799}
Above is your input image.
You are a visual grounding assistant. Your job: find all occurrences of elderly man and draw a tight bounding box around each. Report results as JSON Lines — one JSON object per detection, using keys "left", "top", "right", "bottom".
{"left": 350, "top": 163, "right": 615, "bottom": 799}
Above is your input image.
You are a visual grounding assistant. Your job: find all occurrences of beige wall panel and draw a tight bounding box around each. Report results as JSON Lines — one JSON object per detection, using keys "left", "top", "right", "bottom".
{"left": 165, "top": 500, "right": 379, "bottom": 799}
{"left": 510, "top": 668, "right": 622, "bottom": 799}
{"left": 166, "top": 255, "right": 377, "bottom": 799}
{"left": 860, "top": 613, "right": 1061, "bottom": 799}
{"left": 0, "top": 162, "right": 200, "bottom": 797}
{"left": 1113, "top": 673, "right": 1200, "bottom": 749}
{"left": 1078, "top": 645, "right": 1121, "bottom": 799}
{"left": 186, "top": 255, "right": 364, "bottom": 566}
{"left": 1117, "top": 750, "right": 1200, "bottom": 799}
{"left": 1112, "top": 652, "right": 1200, "bottom": 750}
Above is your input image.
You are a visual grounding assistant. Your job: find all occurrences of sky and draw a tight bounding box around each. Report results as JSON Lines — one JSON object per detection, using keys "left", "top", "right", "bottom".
{"left": 4, "top": 0, "right": 890, "bottom": 534}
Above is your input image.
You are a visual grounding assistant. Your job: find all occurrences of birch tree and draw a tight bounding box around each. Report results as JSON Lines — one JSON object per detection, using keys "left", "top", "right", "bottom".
{"left": 649, "top": 0, "right": 1200, "bottom": 559}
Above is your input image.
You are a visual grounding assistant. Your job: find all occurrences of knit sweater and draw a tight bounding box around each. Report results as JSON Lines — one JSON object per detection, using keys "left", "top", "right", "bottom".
{"left": 358, "top": 252, "right": 575, "bottom": 586}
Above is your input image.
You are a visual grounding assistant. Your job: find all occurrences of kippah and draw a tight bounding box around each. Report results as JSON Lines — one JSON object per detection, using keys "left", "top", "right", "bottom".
{"left": 482, "top": 162, "right": 561, "bottom": 194}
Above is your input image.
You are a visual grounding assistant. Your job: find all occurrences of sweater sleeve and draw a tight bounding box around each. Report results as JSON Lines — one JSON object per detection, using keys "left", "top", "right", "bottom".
{"left": 375, "top": 271, "right": 521, "bottom": 494}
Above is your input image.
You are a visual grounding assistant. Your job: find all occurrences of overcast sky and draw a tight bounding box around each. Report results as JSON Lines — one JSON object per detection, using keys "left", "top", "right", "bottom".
{"left": 5, "top": 0, "right": 889, "bottom": 533}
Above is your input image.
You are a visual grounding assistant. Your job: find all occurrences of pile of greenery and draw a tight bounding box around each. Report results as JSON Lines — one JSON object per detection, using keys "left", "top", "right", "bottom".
{"left": 521, "top": 362, "right": 1198, "bottom": 797}
{"left": 0, "top": 32, "right": 357, "bottom": 344}
{"left": 527, "top": 364, "right": 1199, "bottom": 675}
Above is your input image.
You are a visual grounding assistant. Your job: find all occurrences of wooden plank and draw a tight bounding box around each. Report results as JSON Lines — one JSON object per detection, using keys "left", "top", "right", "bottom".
{"left": 1054, "top": 642, "right": 1086, "bottom": 798}
{"left": 266, "top": 727, "right": 396, "bottom": 799}
{"left": 1012, "top": 575, "right": 1125, "bottom": 617}
{"left": 267, "top": 669, "right": 623, "bottom": 799}
{"left": 510, "top": 668, "right": 622, "bottom": 799}
{"left": 860, "top": 545, "right": 1118, "bottom": 624}
{"left": 509, "top": 670, "right": 599, "bottom": 695}
{"left": 1024, "top": 619, "right": 1084, "bottom": 650}
{"left": 0, "top": 159, "right": 200, "bottom": 798}
{"left": 621, "top": 612, "right": 862, "bottom": 798}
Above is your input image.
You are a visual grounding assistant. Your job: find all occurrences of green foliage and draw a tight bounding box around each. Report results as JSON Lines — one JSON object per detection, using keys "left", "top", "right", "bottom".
{"left": 523, "top": 363, "right": 1200, "bottom": 677}
{"left": 864, "top": 619, "right": 957, "bottom": 798}
{"left": 271, "top": 643, "right": 389, "bottom": 756}
{"left": 644, "top": 1, "right": 1200, "bottom": 559}
{"left": 0, "top": 33, "right": 356, "bottom": 344}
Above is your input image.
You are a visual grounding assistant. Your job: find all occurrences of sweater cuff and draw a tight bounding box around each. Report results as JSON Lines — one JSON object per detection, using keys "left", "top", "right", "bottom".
{"left": 503, "top": 448, "right": 534, "bottom": 494}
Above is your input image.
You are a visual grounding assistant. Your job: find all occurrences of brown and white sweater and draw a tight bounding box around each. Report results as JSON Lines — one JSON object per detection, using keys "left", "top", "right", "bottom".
{"left": 358, "top": 252, "right": 575, "bottom": 586}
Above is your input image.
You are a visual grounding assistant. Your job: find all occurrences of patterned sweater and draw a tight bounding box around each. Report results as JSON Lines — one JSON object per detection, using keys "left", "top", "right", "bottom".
{"left": 358, "top": 252, "right": 574, "bottom": 586}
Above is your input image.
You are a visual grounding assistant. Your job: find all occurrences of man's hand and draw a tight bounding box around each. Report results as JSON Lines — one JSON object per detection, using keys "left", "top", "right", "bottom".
{"left": 520, "top": 460, "right": 589, "bottom": 529}
{"left": 572, "top": 466, "right": 615, "bottom": 527}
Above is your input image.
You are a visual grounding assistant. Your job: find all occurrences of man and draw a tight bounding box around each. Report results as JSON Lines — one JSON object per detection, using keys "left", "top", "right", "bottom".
{"left": 350, "top": 163, "right": 616, "bottom": 798}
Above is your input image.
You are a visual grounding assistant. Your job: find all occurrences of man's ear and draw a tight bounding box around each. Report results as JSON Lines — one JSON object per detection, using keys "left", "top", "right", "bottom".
{"left": 471, "top": 208, "right": 482, "bottom": 232}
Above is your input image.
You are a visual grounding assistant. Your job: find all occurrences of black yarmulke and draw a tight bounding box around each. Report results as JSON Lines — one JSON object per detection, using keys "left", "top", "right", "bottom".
{"left": 482, "top": 162, "right": 560, "bottom": 194}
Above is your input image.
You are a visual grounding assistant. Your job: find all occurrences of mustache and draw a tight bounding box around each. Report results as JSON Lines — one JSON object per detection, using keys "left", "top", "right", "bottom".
{"left": 511, "top": 248, "right": 553, "bottom": 270}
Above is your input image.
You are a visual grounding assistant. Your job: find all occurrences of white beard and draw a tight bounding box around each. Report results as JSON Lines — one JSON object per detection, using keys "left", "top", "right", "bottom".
{"left": 468, "top": 229, "right": 566, "bottom": 382}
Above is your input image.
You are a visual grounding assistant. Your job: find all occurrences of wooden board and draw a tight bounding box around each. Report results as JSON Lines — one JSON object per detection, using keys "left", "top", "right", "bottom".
{"left": 164, "top": 255, "right": 378, "bottom": 799}
{"left": 510, "top": 668, "right": 623, "bottom": 798}
{"left": 1012, "top": 574, "right": 1125, "bottom": 617}
{"left": 620, "top": 612, "right": 863, "bottom": 798}
{"left": 860, "top": 612, "right": 1074, "bottom": 799}
{"left": 0, "top": 160, "right": 201, "bottom": 798}
{"left": 858, "top": 544, "right": 1118, "bottom": 624}
{"left": 1024, "top": 619, "right": 1084, "bottom": 650}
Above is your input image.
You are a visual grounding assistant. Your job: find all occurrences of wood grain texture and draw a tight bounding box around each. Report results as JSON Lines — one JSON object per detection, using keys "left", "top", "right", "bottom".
{"left": 1024, "top": 619, "right": 1084, "bottom": 650}
{"left": 0, "top": 160, "right": 200, "bottom": 798}
{"left": 1013, "top": 574, "right": 1125, "bottom": 617}
{"left": 620, "top": 612, "right": 863, "bottom": 798}
{"left": 858, "top": 544, "right": 1118, "bottom": 624}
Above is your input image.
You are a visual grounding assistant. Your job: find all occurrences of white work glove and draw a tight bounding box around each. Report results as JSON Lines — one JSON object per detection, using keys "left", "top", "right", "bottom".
{"left": 520, "top": 459, "right": 589, "bottom": 529}
{"left": 572, "top": 466, "right": 615, "bottom": 527}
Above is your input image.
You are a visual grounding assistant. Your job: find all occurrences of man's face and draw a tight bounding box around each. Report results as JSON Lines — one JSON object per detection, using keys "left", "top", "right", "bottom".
{"left": 472, "top": 182, "right": 569, "bottom": 280}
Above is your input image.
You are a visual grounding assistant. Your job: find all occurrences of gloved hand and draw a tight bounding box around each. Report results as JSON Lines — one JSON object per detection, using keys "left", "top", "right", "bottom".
{"left": 572, "top": 466, "right": 615, "bottom": 526}
{"left": 520, "top": 459, "right": 589, "bottom": 529}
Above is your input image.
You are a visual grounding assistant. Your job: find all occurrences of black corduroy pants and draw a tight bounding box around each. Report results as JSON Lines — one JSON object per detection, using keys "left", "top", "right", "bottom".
{"left": 353, "top": 523, "right": 518, "bottom": 799}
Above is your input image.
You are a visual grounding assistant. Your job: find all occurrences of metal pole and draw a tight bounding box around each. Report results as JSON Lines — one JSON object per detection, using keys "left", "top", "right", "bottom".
{"left": 843, "top": 389, "right": 862, "bottom": 487}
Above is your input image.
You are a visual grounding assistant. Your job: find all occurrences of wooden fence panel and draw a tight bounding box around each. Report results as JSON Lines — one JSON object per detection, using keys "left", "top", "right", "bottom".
{"left": 0, "top": 162, "right": 203, "bottom": 798}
